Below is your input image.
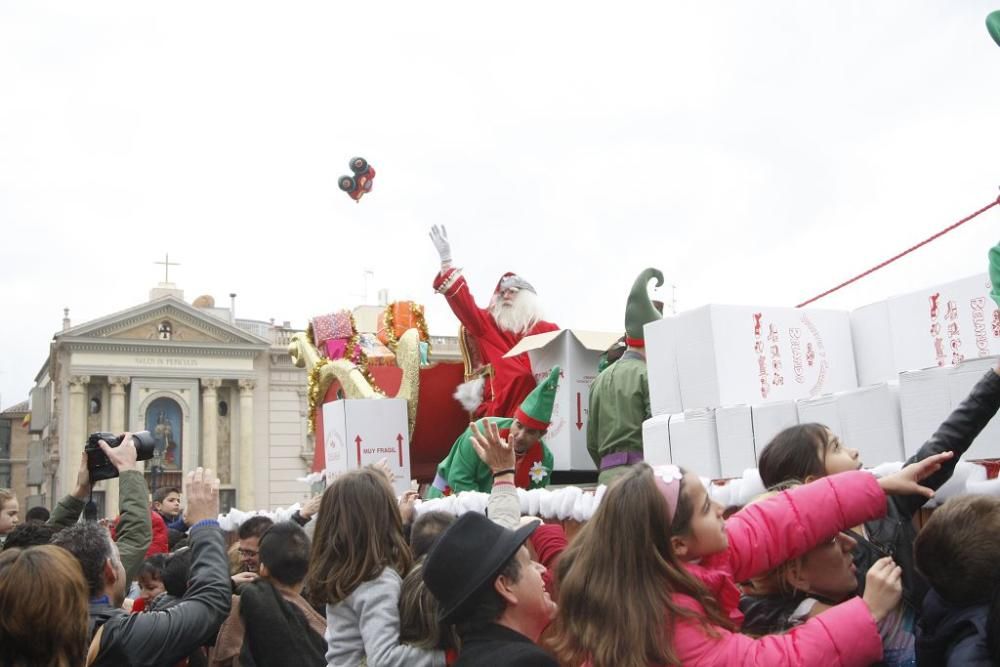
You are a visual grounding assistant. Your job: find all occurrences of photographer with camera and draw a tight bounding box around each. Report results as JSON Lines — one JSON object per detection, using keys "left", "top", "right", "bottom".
{"left": 48, "top": 432, "right": 152, "bottom": 584}
{"left": 53, "top": 466, "right": 231, "bottom": 666}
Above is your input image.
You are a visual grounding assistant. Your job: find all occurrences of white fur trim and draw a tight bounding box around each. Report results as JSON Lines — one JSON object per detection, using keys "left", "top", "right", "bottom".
{"left": 453, "top": 378, "right": 484, "bottom": 412}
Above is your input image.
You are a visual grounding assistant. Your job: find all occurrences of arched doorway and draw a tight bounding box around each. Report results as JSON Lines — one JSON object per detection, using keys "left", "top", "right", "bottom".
{"left": 145, "top": 397, "right": 183, "bottom": 470}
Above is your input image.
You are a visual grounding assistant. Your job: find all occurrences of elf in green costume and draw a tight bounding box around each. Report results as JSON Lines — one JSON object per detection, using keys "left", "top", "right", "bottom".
{"left": 426, "top": 366, "right": 559, "bottom": 498}
{"left": 587, "top": 268, "right": 664, "bottom": 485}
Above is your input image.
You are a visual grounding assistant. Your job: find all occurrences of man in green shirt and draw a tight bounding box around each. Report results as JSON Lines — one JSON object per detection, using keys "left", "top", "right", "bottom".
{"left": 427, "top": 366, "right": 560, "bottom": 497}
{"left": 587, "top": 268, "right": 664, "bottom": 485}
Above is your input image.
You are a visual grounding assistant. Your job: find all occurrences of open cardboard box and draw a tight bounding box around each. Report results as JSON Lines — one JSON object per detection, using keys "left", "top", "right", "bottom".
{"left": 505, "top": 329, "right": 621, "bottom": 471}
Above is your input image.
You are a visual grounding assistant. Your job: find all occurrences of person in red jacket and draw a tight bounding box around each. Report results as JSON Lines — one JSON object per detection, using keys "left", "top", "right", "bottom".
{"left": 429, "top": 225, "right": 559, "bottom": 420}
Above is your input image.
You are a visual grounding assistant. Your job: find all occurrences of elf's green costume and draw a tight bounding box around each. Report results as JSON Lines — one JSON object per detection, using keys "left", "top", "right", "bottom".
{"left": 427, "top": 366, "right": 560, "bottom": 497}
{"left": 587, "top": 268, "right": 664, "bottom": 485}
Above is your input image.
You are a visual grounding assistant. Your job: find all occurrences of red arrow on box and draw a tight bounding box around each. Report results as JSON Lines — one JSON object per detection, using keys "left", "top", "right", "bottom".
{"left": 396, "top": 433, "right": 404, "bottom": 467}
{"left": 355, "top": 435, "right": 362, "bottom": 467}
{"left": 576, "top": 392, "right": 583, "bottom": 430}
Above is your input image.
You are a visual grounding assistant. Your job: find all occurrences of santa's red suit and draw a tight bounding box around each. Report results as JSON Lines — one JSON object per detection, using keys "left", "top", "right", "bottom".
{"left": 434, "top": 268, "right": 558, "bottom": 419}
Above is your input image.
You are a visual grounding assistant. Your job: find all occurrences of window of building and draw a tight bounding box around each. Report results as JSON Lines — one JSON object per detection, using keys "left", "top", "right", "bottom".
{"left": 218, "top": 401, "right": 228, "bottom": 417}
{"left": 158, "top": 321, "right": 173, "bottom": 340}
{"left": 219, "top": 488, "right": 237, "bottom": 514}
{"left": 90, "top": 397, "right": 102, "bottom": 415}
{"left": 0, "top": 420, "right": 10, "bottom": 459}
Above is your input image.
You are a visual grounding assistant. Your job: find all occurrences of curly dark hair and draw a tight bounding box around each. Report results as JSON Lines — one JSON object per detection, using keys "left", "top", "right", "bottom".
{"left": 2, "top": 522, "right": 59, "bottom": 550}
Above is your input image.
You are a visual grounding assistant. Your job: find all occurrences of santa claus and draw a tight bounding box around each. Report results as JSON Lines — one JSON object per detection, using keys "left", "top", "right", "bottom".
{"left": 429, "top": 225, "right": 559, "bottom": 419}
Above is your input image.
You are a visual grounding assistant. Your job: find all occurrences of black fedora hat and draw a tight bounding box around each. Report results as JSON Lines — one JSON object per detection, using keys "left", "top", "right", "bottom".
{"left": 423, "top": 512, "right": 538, "bottom": 623}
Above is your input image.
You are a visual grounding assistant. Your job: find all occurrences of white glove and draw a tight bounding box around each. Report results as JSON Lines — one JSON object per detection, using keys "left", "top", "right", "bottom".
{"left": 429, "top": 225, "right": 452, "bottom": 265}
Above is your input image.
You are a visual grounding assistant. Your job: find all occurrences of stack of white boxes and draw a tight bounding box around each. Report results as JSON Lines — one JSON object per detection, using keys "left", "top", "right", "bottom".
{"left": 642, "top": 304, "right": 858, "bottom": 478}
{"left": 641, "top": 273, "right": 1000, "bottom": 480}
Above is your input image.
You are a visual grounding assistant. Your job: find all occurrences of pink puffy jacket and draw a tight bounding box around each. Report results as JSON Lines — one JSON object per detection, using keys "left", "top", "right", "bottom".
{"left": 672, "top": 471, "right": 887, "bottom": 666}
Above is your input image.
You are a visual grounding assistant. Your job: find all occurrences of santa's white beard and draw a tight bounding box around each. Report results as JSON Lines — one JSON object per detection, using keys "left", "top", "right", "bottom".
{"left": 490, "top": 290, "right": 543, "bottom": 335}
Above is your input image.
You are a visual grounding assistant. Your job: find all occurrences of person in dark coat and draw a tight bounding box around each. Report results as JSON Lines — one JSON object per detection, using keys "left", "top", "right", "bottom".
{"left": 914, "top": 493, "right": 1000, "bottom": 666}
{"left": 423, "top": 512, "right": 558, "bottom": 666}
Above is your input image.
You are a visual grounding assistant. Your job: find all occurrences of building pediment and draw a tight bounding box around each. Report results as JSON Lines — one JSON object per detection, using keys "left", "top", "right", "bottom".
{"left": 58, "top": 296, "right": 269, "bottom": 347}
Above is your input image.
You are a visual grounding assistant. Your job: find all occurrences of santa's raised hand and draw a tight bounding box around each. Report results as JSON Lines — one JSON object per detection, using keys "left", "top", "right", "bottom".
{"left": 429, "top": 225, "right": 452, "bottom": 267}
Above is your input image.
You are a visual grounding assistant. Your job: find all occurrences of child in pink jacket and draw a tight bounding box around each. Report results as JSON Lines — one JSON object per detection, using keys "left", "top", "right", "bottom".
{"left": 549, "top": 453, "right": 952, "bottom": 667}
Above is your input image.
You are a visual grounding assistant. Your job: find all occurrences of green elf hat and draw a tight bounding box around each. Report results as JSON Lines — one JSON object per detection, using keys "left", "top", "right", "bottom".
{"left": 514, "top": 366, "right": 561, "bottom": 430}
{"left": 988, "top": 11, "right": 1000, "bottom": 48}
{"left": 988, "top": 242, "right": 1000, "bottom": 306}
{"left": 624, "top": 268, "right": 665, "bottom": 347}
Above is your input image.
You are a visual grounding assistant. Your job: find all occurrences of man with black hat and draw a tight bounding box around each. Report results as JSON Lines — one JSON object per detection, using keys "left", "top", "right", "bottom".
{"left": 423, "top": 511, "right": 558, "bottom": 666}
{"left": 587, "top": 268, "right": 664, "bottom": 485}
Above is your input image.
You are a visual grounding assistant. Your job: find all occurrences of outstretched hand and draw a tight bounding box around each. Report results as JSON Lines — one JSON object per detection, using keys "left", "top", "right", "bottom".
{"left": 429, "top": 225, "right": 452, "bottom": 265}
{"left": 877, "top": 451, "right": 954, "bottom": 498}
{"left": 469, "top": 420, "right": 515, "bottom": 474}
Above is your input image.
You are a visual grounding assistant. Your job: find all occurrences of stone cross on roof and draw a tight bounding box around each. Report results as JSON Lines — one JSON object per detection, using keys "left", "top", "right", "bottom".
{"left": 154, "top": 253, "right": 180, "bottom": 284}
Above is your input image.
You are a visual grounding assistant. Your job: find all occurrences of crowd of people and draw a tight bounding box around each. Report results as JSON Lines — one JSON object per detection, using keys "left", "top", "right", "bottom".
{"left": 1, "top": 235, "right": 1000, "bottom": 666}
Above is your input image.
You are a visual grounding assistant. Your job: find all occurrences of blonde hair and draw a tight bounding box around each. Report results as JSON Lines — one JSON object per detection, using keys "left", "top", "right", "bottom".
{"left": 0, "top": 545, "right": 89, "bottom": 667}
{"left": 0, "top": 488, "right": 15, "bottom": 508}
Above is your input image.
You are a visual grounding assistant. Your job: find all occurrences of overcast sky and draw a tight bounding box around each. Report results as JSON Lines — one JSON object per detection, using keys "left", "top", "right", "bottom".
{"left": 2, "top": 2, "right": 999, "bottom": 409}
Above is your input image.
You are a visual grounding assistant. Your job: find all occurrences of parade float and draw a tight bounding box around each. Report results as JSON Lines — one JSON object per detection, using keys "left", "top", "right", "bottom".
{"left": 288, "top": 301, "right": 470, "bottom": 486}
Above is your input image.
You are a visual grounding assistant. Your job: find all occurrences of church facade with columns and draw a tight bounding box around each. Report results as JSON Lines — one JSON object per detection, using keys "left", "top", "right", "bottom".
{"left": 27, "top": 283, "right": 311, "bottom": 514}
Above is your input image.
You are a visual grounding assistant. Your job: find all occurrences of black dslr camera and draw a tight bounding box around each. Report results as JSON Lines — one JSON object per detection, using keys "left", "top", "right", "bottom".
{"left": 85, "top": 431, "right": 156, "bottom": 482}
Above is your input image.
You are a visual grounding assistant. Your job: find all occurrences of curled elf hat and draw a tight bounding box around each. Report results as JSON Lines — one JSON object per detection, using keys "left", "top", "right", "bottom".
{"left": 652, "top": 464, "right": 684, "bottom": 522}
{"left": 989, "top": 243, "right": 1000, "bottom": 307}
{"left": 988, "top": 11, "right": 1000, "bottom": 48}
{"left": 496, "top": 272, "right": 536, "bottom": 295}
{"left": 625, "top": 268, "right": 665, "bottom": 347}
{"left": 514, "top": 366, "right": 560, "bottom": 430}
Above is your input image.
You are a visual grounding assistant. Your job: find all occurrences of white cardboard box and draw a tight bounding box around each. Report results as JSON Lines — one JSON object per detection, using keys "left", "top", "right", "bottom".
{"left": 322, "top": 398, "right": 412, "bottom": 494}
{"left": 713, "top": 405, "right": 757, "bottom": 479}
{"left": 898, "top": 357, "right": 1000, "bottom": 460}
{"left": 850, "top": 301, "right": 895, "bottom": 387}
{"left": 796, "top": 383, "right": 905, "bottom": 464}
{"left": 644, "top": 317, "right": 683, "bottom": 416}
{"left": 668, "top": 409, "right": 722, "bottom": 478}
{"left": 750, "top": 401, "right": 800, "bottom": 455}
{"left": 504, "top": 329, "right": 622, "bottom": 471}
{"left": 670, "top": 304, "right": 857, "bottom": 409}
{"left": 898, "top": 366, "right": 954, "bottom": 459}
{"left": 946, "top": 356, "right": 1000, "bottom": 460}
{"left": 853, "top": 274, "right": 999, "bottom": 385}
{"left": 641, "top": 413, "right": 672, "bottom": 467}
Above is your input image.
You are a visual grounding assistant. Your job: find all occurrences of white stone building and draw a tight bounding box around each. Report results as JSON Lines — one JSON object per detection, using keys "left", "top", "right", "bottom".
{"left": 28, "top": 282, "right": 312, "bottom": 514}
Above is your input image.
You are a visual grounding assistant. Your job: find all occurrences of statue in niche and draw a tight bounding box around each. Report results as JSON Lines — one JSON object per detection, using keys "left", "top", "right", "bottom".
{"left": 146, "top": 398, "right": 182, "bottom": 469}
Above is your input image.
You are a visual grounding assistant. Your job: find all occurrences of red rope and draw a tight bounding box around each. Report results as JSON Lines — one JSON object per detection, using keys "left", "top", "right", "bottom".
{"left": 796, "top": 194, "right": 1000, "bottom": 308}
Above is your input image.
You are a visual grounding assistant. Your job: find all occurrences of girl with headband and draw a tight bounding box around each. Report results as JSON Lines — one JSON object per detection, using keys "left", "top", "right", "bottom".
{"left": 548, "top": 454, "right": 952, "bottom": 667}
